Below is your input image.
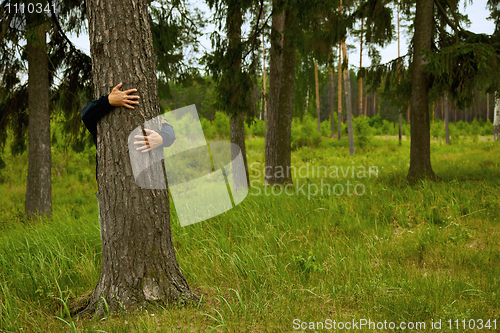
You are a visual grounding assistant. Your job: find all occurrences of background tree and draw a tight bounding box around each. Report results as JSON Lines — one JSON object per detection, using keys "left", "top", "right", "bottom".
{"left": 265, "top": 0, "right": 296, "bottom": 185}
{"left": 494, "top": 97, "right": 500, "bottom": 140}
{"left": 24, "top": 12, "right": 51, "bottom": 218}
{"left": 81, "top": 0, "right": 198, "bottom": 315}
{"left": 341, "top": 37, "right": 355, "bottom": 155}
{"left": 204, "top": 0, "right": 262, "bottom": 185}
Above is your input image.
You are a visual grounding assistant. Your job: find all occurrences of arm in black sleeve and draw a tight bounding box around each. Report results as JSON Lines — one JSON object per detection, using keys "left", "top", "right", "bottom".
{"left": 158, "top": 120, "right": 176, "bottom": 148}
{"left": 81, "top": 95, "right": 114, "bottom": 144}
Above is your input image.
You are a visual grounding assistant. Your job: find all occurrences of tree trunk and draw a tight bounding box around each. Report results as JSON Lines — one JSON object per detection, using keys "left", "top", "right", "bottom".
{"left": 82, "top": 0, "right": 197, "bottom": 316}
{"left": 364, "top": 94, "right": 367, "bottom": 116}
{"left": 397, "top": 4, "right": 402, "bottom": 145}
{"left": 337, "top": 43, "right": 342, "bottom": 140}
{"left": 494, "top": 96, "right": 500, "bottom": 140}
{"left": 25, "top": 22, "right": 51, "bottom": 218}
{"left": 444, "top": 92, "right": 449, "bottom": 144}
{"left": 359, "top": 17, "right": 363, "bottom": 117}
{"left": 314, "top": 59, "right": 320, "bottom": 132}
{"left": 305, "top": 85, "right": 309, "bottom": 116}
{"left": 228, "top": 0, "right": 249, "bottom": 187}
{"left": 265, "top": 3, "right": 295, "bottom": 185}
{"left": 342, "top": 41, "right": 355, "bottom": 155}
{"left": 230, "top": 113, "right": 249, "bottom": 186}
{"left": 407, "top": 0, "right": 436, "bottom": 182}
{"left": 398, "top": 113, "right": 402, "bottom": 145}
{"left": 487, "top": 92, "right": 490, "bottom": 122}
{"left": 330, "top": 66, "right": 335, "bottom": 138}
{"left": 262, "top": 13, "right": 268, "bottom": 132}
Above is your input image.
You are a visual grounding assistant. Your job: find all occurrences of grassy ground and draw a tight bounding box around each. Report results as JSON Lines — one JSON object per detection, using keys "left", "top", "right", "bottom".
{"left": 0, "top": 136, "right": 499, "bottom": 332}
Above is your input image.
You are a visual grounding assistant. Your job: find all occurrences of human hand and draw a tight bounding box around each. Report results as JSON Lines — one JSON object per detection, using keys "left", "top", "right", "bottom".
{"left": 134, "top": 129, "right": 164, "bottom": 152}
{"left": 108, "top": 82, "right": 140, "bottom": 109}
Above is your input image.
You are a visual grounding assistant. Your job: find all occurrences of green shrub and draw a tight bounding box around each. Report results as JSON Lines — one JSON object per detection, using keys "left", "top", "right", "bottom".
{"left": 213, "top": 111, "right": 230, "bottom": 139}
{"left": 320, "top": 119, "right": 331, "bottom": 137}
{"left": 368, "top": 114, "right": 383, "bottom": 128}
{"left": 200, "top": 117, "right": 216, "bottom": 140}
{"left": 291, "top": 116, "right": 321, "bottom": 150}
{"left": 481, "top": 120, "right": 493, "bottom": 135}
{"left": 353, "top": 116, "right": 372, "bottom": 148}
{"left": 251, "top": 119, "right": 266, "bottom": 137}
{"left": 431, "top": 119, "right": 443, "bottom": 139}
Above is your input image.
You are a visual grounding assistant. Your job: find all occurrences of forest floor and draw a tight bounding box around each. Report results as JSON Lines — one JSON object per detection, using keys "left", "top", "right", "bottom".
{"left": 0, "top": 137, "right": 499, "bottom": 332}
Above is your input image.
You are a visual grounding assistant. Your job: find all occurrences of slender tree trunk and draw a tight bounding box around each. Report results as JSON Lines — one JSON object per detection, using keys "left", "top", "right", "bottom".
{"left": 337, "top": 43, "right": 342, "bottom": 140}
{"left": 262, "top": 12, "right": 267, "bottom": 133}
{"left": 359, "top": 18, "right": 363, "bottom": 117}
{"left": 397, "top": 4, "right": 402, "bottom": 145}
{"left": 364, "top": 94, "right": 367, "bottom": 116}
{"left": 230, "top": 113, "right": 249, "bottom": 186}
{"left": 432, "top": 101, "right": 435, "bottom": 124}
{"left": 265, "top": 3, "right": 295, "bottom": 185}
{"left": 407, "top": 0, "right": 436, "bottom": 182}
{"left": 330, "top": 66, "right": 335, "bottom": 138}
{"left": 82, "top": 0, "right": 197, "bottom": 316}
{"left": 25, "top": 22, "right": 51, "bottom": 218}
{"left": 342, "top": 41, "right": 355, "bottom": 155}
{"left": 305, "top": 85, "right": 309, "bottom": 116}
{"left": 444, "top": 92, "right": 449, "bottom": 145}
{"left": 373, "top": 91, "right": 376, "bottom": 116}
{"left": 487, "top": 92, "right": 490, "bottom": 122}
{"left": 441, "top": 98, "right": 444, "bottom": 119}
{"left": 228, "top": 0, "right": 249, "bottom": 186}
{"left": 315, "top": 59, "right": 320, "bottom": 132}
{"left": 494, "top": 96, "right": 500, "bottom": 140}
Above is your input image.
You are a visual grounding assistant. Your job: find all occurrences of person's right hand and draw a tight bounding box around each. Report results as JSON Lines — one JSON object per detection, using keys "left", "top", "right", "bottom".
{"left": 108, "top": 82, "right": 140, "bottom": 109}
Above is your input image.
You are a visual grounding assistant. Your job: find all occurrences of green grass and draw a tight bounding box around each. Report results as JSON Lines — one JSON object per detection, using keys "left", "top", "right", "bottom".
{"left": 0, "top": 136, "right": 499, "bottom": 332}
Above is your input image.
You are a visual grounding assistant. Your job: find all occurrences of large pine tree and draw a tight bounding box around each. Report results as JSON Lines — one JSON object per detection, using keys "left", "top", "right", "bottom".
{"left": 80, "top": 0, "right": 197, "bottom": 315}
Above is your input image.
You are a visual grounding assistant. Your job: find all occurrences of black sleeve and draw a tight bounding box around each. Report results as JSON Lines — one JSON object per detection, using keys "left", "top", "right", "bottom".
{"left": 81, "top": 95, "right": 114, "bottom": 145}
{"left": 158, "top": 122, "right": 176, "bottom": 148}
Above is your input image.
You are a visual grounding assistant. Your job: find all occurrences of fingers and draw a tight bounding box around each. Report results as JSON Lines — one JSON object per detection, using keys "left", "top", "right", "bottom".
{"left": 123, "top": 88, "right": 138, "bottom": 95}
{"left": 135, "top": 144, "right": 153, "bottom": 153}
{"left": 112, "top": 82, "right": 123, "bottom": 91}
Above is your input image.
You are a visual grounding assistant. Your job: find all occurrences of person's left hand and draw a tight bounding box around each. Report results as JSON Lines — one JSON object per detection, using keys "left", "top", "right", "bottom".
{"left": 134, "top": 129, "right": 164, "bottom": 152}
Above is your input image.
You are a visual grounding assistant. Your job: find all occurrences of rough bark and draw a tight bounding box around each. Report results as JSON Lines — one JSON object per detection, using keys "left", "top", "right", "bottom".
{"left": 329, "top": 66, "right": 335, "bottom": 138}
{"left": 265, "top": 3, "right": 295, "bottom": 185}
{"left": 25, "top": 22, "right": 51, "bottom": 218}
{"left": 444, "top": 92, "right": 449, "bottom": 145}
{"left": 314, "top": 59, "right": 320, "bottom": 132}
{"left": 494, "top": 96, "right": 500, "bottom": 141}
{"left": 407, "top": 0, "right": 436, "bottom": 182}
{"left": 82, "top": 0, "right": 197, "bottom": 316}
